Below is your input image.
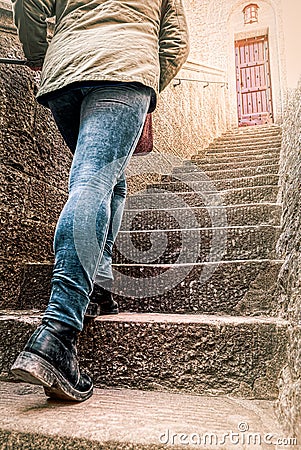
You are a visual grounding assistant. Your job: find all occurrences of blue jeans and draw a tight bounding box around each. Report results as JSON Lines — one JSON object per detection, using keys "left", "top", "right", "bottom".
{"left": 44, "top": 82, "right": 151, "bottom": 331}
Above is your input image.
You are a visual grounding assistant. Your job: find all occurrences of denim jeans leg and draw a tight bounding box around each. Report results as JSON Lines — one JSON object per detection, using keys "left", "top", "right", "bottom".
{"left": 94, "top": 174, "right": 127, "bottom": 284}
{"left": 44, "top": 83, "right": 151, "bottom": 331}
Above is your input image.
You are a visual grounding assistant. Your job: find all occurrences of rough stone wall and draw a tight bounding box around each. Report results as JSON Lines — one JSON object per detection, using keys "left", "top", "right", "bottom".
{"left": 275, "top": 82, "right": 301, "bottom": 441}
{"left": 0, "top": 7, "right": 71, "bottom": 309}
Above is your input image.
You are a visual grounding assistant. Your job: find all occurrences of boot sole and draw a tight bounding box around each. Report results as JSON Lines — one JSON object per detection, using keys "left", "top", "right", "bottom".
{"left": 11, "top": 351, "right": 93, "bottom": 402}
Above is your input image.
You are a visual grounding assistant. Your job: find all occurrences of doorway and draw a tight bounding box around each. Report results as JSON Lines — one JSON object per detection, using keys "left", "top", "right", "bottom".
{"left": 235, "top": 35, "right": 273, "bottom": 126}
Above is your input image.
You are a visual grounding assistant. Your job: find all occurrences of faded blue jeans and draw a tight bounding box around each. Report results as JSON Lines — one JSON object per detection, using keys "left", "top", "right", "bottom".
{"left": 44, "top": 82, "right": 151, "bottom": 331}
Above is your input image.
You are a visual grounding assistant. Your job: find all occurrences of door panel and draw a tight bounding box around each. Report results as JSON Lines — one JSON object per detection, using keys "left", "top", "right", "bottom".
{"left": 235, "top": 35, "right": 273, "bottom": 126}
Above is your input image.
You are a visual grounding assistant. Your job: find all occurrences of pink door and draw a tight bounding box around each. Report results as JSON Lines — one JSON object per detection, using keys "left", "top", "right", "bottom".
{"left": 235, "top": 35, "right": 273, "bottom": 126}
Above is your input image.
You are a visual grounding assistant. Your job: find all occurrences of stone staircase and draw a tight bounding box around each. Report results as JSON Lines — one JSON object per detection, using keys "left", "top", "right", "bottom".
{"left": 0, "top": 125, "right": 293, "bottom": 448}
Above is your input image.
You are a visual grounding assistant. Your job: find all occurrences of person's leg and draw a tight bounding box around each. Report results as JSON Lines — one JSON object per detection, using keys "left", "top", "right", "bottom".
{"left": 44, "top": 83, "right": 151, "bottom": 330}
{"left": 11, "top": 82, "right": 151, "bottom": 400}
{"left": 87, "top": 174, "right": 127, "bottom": 315}
{"left": 46, "top": 87, "right": 119, "bottom": 315}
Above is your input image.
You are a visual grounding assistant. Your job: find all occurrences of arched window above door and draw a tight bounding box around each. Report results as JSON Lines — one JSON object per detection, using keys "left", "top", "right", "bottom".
{"left": 243, "top": 4, "right": 259, "bottom": 24}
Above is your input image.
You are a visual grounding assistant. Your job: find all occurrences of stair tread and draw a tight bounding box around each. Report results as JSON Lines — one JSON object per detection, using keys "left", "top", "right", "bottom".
{"left": 0, "top": 310, "right": 289, "bottom": 325}
{"left": 125, "top": 201, "right": 281, "bottom": 211}
{"left": 128, "top": 185, "right": 278, "bottom": 196}
{"left": 113, "top": 258, "right": 284, "bottom": 266}
{"left": 172, "top": 164, "right": 279, "bottom": 178}
{"left": 0, "top": 380, "right": 285, "bottom": 448}
{"left": 156, "top": 174, "right": 279, "bottom": 183}
{"left": 119, "top": 224, "right": 281, "bottom": 232}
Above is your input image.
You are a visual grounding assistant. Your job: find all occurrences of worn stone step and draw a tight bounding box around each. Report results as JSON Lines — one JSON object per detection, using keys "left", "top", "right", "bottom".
{"left": 223, "top": 126, "right": 281, "bottom": 137}
{"left": 205, "top": 145, "right": 281, "bottom": 156}
{"left": 212, "top": 135, "right": 281, "bottom": 146}
{"left": 217, "top": 142, "right": 280, "bottom": 150}
{"left": 5, "top": 259, "right": 283, "bottom": 316}
{"left": 114, "top": 225, "right": 281, "bottom": 264}
{"left": 0, "top": 380, "right": 291, "bottom": 450}
{"left": 0, "top": 312, "right": 288, "bottom": 400}
{"left": 122, "top": 203, "right": 282, "bottom": 229}
{"left": 147, "top": 175, "right": 279, "bottom": 192}
{"left": 204, "top": 147, "right": 280, "bottom": 159}
{"left": 126, "top": 186, "right": 279, "bottom": 209}
{"left": 111, "top": 259, "right": 283, "bottom": 316}
{"left": 181, "top": 157, "right": 279, "bottom": 173}
{"left": 170, "top": 164, "right": 279, "bottom": 179}
{"left": 192, "top": 152, "right": 280, "bottom": 166}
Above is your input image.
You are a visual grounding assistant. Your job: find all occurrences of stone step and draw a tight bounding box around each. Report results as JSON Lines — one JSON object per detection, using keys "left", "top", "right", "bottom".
{"left": 5, "top": 259, "right": 283, "bottom": 316}
{"left": 147, "top": 174, "right": 279, "bottom": 192}
{"left": 122, "top": 203, "right": 282, "bottom": 229}
{"left": 181, "top": 157, "right": 279, "bottom": 173}
{"left": 112, "top": 259, "right": 283, "bottom": 316}
{"left": 170, "top": 164, "right": 279, "bottom": 179}
{"left": 212, "top": 135, "right": 281, "bottom": 146}
{"left": 192, "top": 152, "right": 280, "bottom": 166}
{"left": 0, "top": 380, "right": 290, "bottom": 449}
{"left": 0, "top": 312, "right": 288, "bottom": 400}
{"left": 114, "top": 225, "right": 281, "bottom": 264}
{"left": 126, "top": 186, "right": 279, "bottom": 209}
{"left": 223, "top": 126, "right": 281, "bottom": 137}
{"left": 205, "top": 144, "right": 280, "bottom": 157}
{"left": 208, "top": 138, "right": 282, "bottom": 149}
{"left": 204, "top": 147, "right": 280, "bottom": 158}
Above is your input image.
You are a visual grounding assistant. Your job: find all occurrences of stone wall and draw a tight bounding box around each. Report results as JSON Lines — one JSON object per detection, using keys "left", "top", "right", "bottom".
{"left": 0, "top": 7, "right": 71, "bottom": 309}
{"left": 128, "top": 61, "right": 229, "bottom": 192}
{"left": 0, "top": 2, "right": 229, "bottom": 308}
{"left": 275, "top": 82, "right": 301, "bottom": 441}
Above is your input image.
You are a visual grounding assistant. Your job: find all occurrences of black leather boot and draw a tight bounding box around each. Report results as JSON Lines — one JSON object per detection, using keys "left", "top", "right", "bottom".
{"left": 11, "top": 319, "right": 93, "bottom": 402}
{"left": 86, "top": 284, "right": 119, "bottom": 317}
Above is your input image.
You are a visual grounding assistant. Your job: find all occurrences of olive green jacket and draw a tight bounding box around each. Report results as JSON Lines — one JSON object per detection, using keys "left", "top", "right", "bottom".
{"left": 12, "top": 0, "right": 190, "bottom": 106}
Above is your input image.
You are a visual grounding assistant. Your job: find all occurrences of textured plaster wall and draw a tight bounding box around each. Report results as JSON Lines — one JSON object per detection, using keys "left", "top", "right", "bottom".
{"left": 183, "top": 0, "right": 286, "bottom": 126}
{"left": 275, "top": 83, "right": 301, "bottom": 441}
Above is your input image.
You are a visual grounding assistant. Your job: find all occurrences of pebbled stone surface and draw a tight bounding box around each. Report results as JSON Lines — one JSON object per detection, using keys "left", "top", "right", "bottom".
{"left": 172, "top": 164, "right": 279, "bottom": 178}
{"left": 122, "top": 204, "right": 282, "bottom": 229}
{"left": 114, "top": 226, "right": 281, "bottom": 264}
{"left": 181, "top": 158, "right": 279, "bottom": 173}
{"left": 112, "top": 260, "right": 283, "bottom": 316}
{"left": 3, "top": 260, "right": 283, "bottom": 316}
{"left": 126, "top": 186, "right": 279, "bottom": 209}
{"left": 148, "top": 174, "right": 279, "bottom": 192}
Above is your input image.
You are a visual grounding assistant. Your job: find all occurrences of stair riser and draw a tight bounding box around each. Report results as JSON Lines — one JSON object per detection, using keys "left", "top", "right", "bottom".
{"left": 148, "top": 175, "right": 279, "bottom": 192}
{"left": 194, "top": 154, "right": 280, "bottom": 165}
{"left": 111, "top": 260, "right": 282, "bottom": 316}
{"left": 126, "top": 187, "right": 279, "bottom": 209}
{"left": 206, "top": 142, "right": 281, "bottom": 151}
{"left": 5, "top": 260, "right": 282, "bottom": 316}
{"left": 0, "top": 314, "right": 288, "bottom": 399}
{"left": 204, "top": 148, "right": 280, "bottom": 158}
{"left": 114, "top": 227, "right": 280, "bottom": 264}
{"left": 171, "top": 165, "right": 279, "bottom": 179}
{"left": 182, "top": 158, "right": 279, "bottom": 172}
{"left": 81, "top": 318, "right": 287, "bottom": 399}
{"left": 122, "top": 204, "right": 282, "bottom": 228}
{"left": 213, "top": 135, "right": 281, "bottom": 144}
{"left": 222, "top": 130, "right": 281, "bottom": 137}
